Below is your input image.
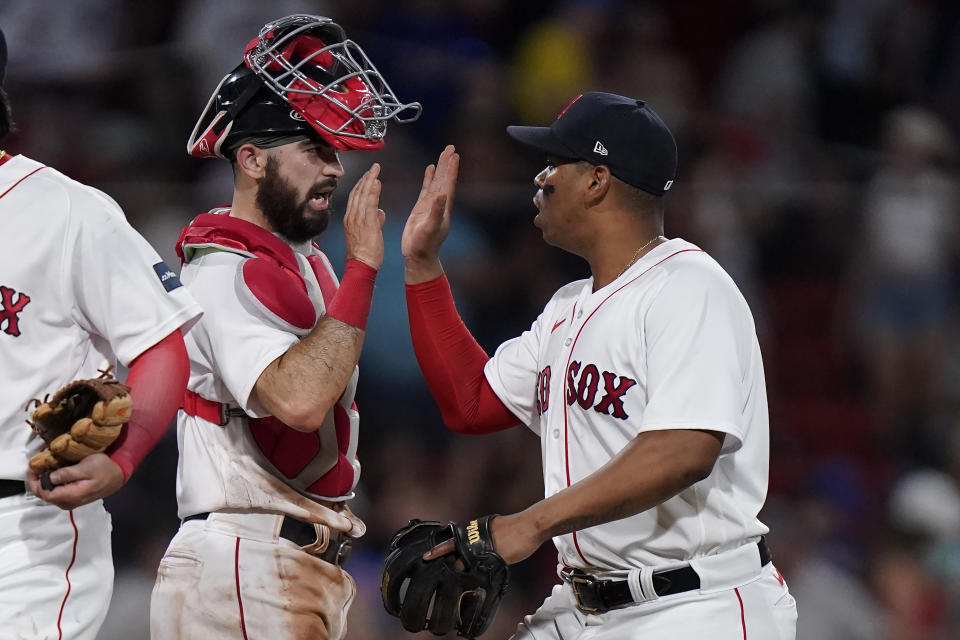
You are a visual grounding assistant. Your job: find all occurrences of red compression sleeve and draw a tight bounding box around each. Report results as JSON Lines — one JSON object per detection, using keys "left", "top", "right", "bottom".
{"left": 326, "top": 259, "right": 377, "bottom": 330}
{"left": 406, "top": 274, "right": 520, "bottom": 434}
{"left": 107, "top": 330, "right": 190, "bottom": 482}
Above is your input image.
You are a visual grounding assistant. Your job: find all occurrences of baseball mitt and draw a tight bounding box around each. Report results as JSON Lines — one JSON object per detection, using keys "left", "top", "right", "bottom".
{"left": 26, "top": 369, "right": 132, "bottom": 490}
{"left": 381, "top": 516, "right": 509, "bottom": 638}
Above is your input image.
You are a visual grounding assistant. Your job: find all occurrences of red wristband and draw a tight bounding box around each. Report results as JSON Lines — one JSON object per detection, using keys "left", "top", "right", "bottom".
{"left": 326, "top": 259, "right": 378, "bottom": 330}
{"left": 109, "top": 452, "right": 136, "bottom": 483}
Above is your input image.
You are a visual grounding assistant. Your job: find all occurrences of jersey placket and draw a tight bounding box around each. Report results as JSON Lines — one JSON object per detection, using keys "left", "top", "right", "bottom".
{"left": 545, "top": 284, "right": 599, "bottom": 565}
{"left": 542, "top": 299, "right": 577, "bottom": 498}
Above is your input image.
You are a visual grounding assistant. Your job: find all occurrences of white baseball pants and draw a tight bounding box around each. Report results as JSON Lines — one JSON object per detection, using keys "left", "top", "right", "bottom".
{"left": 0, "top": 492, "right": 114, "bottom": 640}
{"left": 512, "top": 563, "right": 797, "bottom": 640}
{"left": 151, "top": 513, "right": 356, "bottom": 640}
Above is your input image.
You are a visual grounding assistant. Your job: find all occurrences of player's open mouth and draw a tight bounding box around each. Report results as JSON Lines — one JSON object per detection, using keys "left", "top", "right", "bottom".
{"left": 309, "top": 191, "right": 332, "bottom": 211}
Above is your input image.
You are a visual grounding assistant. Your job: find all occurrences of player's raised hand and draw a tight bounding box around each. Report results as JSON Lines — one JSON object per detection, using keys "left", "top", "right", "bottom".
{"left": 343, "top": 163, "right": 385, "bottom": 270}
{"left": 402, "top": 145, "right": 459, "bottom": 282}
{"left": 27, "top": 453, "right": 125, "bottom": 510}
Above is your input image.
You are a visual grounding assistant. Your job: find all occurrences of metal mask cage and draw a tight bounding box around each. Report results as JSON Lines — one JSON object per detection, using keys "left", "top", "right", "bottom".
{"left": 245, "top": 14, "right": 422, "bottom": 142}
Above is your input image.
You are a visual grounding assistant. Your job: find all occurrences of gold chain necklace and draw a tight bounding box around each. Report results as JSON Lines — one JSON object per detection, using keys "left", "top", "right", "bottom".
{"left": 616, "top": 234, "right": 664, "bottom": 279}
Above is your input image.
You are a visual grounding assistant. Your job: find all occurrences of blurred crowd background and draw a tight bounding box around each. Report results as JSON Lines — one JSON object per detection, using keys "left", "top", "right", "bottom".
{"left": 3, "top": 0, "right": 960, "bottom": 638}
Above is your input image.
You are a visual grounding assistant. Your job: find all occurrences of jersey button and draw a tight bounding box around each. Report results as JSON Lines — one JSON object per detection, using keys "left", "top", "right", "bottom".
{"left": 564, "top": 338, "right": 572, "bottom": 346}
{"left": 552, "top": 429, "right": 560, "bottom": 439}
{"left": 577, "top": 310, "right": 583, "bottom": 318}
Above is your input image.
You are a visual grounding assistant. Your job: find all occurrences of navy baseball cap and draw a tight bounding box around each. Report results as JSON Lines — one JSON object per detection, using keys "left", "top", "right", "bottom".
{"left": 506, "top": 92, "right": 677, "bottom": 196}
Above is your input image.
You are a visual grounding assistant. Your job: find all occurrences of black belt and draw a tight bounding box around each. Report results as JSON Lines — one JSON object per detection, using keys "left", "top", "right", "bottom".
{"left": 564, "top": 538, "right": 772, "bottom": 613}
{"left": 184, "top": 512, "right": 352, "bottom": 567}
{"left": 0, "top": 479, "right": 25, "bottom": 499}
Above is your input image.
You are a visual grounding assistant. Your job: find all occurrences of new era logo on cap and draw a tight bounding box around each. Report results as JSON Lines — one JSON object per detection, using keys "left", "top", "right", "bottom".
{"left": 593, "top": 141, "right": 608, "bottom": 156}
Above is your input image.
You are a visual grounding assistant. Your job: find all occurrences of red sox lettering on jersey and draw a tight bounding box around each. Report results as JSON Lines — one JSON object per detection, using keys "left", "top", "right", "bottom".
{"left": 564, "top": 362, "right": 636, "bottom": 419}
{"left": 0, "top": 285, "right": 30, "bottom": 337}
{"left": 536, "top": 363, "right": 637, "bottom": 420}
{"left": 535, "top": 366, "right": 551, "bottom": 415}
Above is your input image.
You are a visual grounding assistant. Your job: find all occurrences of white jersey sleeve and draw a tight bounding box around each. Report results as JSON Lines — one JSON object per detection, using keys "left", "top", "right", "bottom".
{"left": 483, "top": 322, "right": 541, "bottom": 428}
{"left": 638, "top": 257, "right": 757, "bottom": 451}
{"left": 66, "top": 185, "right": 201, "bottom": 365}
{"left": 484, "top": 281, "right": 584, "bottom": 433}
{"left": 180, "top": 250, "right": 298, "bottom": 415}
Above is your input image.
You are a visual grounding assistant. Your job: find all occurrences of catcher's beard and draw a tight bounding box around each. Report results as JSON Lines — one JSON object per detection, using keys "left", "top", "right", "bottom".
{"left": 256, "top": 156, "right": 334, "bottom": 243}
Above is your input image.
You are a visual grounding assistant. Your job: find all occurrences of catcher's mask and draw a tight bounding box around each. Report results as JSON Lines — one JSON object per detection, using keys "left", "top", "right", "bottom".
{"left": 188, "top": 14, "right": 421, "bottom": 158}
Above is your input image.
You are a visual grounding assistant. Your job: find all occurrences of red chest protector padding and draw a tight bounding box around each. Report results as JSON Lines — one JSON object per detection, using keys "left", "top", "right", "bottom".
{"left": 177, "top": 211, "right": 358, "bottom": 498}
{"left": 177, "top": 212, "right": 317, "bottom": 331}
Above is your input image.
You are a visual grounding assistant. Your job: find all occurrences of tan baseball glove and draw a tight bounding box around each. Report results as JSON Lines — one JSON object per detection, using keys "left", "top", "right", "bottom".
{"left": 26, "top": 369, "right": 132, "bottom": 490}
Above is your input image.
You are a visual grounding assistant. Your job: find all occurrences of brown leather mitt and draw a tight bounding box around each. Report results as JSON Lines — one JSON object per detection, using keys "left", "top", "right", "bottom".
{"left": 26, "top": 371, "right": 132, "bottom": 489}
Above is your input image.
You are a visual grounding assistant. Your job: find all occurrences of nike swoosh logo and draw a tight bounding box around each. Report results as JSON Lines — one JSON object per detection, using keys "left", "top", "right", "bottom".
{"left": 551, "top": 319, "right": 566, "bottom": 333}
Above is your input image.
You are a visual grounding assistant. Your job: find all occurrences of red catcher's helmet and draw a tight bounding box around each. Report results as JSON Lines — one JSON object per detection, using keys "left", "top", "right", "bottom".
{"left": 188, "top": 14, "right": 421, "bottom": 158}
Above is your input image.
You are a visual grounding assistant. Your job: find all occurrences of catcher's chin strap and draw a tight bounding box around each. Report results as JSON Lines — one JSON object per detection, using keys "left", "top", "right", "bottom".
{"left": 181, "top": 389, "right": 247, "bottom": 426}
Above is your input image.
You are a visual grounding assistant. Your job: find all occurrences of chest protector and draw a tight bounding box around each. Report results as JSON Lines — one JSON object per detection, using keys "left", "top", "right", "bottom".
{"left": 177, "top": 209, "right": 360, "bottom": 499}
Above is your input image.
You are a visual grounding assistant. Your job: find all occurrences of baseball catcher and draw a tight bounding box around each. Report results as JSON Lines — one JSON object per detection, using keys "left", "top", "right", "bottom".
{"left": 26, "top": 369, "right": 132, "bottom": 490}
{"left": 381, "top": 516, "right": 509, "bottom": 638}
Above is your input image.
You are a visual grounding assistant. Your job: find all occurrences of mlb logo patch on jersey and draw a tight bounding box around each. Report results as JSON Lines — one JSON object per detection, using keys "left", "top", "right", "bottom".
{"left": 153, "top": 262, "right": 182, "bottom": 292}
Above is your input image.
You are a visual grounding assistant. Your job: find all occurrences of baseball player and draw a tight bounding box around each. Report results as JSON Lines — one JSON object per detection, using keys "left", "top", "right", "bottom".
{"left": 399, "top": 94, "right": 799, "bottom": 638}
{"left": 0, "top": 27, "right": 202, "bottom": 640}
{"left": 149, "top": 15, "right": 421, "bottom": 640}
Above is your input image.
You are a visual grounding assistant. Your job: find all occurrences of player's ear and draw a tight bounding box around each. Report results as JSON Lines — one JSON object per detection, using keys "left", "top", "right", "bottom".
{"left": 583, "top": 163, "right": 611, "bottom": 207}
{"left": 235, "top": 144, "right": 268, "bottom": 180}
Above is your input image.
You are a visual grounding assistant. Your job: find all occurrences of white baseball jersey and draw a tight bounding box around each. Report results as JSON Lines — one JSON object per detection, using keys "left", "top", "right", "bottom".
{"left": 175, "top": 215, "right": 360, "bottom": 524}
{"left": 485, "top": 238, "right": 770, "bottom": 570}
{"left": 0, "top": 153, "right": 202, "bottom": 640}
{"left": 0, "top": 154, "right": 202, "bottom": 478}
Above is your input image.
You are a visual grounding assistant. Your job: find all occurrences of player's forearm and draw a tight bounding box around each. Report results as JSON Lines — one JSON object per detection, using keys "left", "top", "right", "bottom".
{"left": 108, "top": 330, "right": 190, "bottom": 481}
{"left": 256, "top": 318, "right": 364, "bottom": 431}
{"left": 255, "top": 259, "right": 375, "bottom": 431}
{"left": 521, "top": 430, "right": 723, "bottom": 548}
{"left": 406, "top": 274, "right": 520, "bottom": 433}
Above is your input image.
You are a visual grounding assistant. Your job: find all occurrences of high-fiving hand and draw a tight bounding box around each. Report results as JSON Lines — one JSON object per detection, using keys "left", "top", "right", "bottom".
{"left": 402, "top": 145, "right": 460, "bottom": 283}
{"left": 344, "top": 163, "right": 386, "bottom": 270}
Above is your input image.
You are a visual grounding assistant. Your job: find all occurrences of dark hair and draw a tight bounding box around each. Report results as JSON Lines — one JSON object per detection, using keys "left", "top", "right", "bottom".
{"left": 574, "top": 160, "right": 664, "bottom": 218}
{"left": 617, "top": 176, "right": 664, "bottom": 219}
{"left": 0, "top": 87, "right": 11, "bottom": 141}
